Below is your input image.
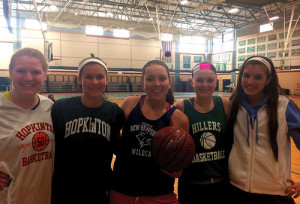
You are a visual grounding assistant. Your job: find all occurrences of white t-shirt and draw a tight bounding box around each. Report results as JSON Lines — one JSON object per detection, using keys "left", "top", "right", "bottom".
{"left": 0, "top": 94, "right": 54, "bottom": 204}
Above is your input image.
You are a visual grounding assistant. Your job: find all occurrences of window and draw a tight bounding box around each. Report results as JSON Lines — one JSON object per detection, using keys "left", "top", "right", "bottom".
{"left": 260, "top": 22, "right": 273, "bottom": 33}
{"left": 0, "top": 28, "right": 13, "bottom": 70}
{"left": 25, "top": 19, "right": 47, "bottom": 31}
{"left": 85, "top": 25, "right": 103, "bottom": 36}
{"left": 179, "top": 35, "right": 206, "bottom": 53}
{"left": 223, "top": 41, "right": 233, "bottom": 52}
{"left": 212, "top": 32, "right": 234, "bottom": 53}
{"left": 223, "top": 32, "right": 233, "bottom": 41}
{"left": 0, "top": 28, "right": 13, "bottom": 41}
{"left": 113, "top": 29, "right": 130, "bottom": 38}
{"left": 161, "top": 33, "right": 173, "bottom": 42}
{"left": 223, "top": 32, "right": 233, "bottom": 52}
{"left": 213, "top": 36, "right": 222, "bottom": 53}
{"left": 0, "top": 17, "right": 9, "bottom": 29}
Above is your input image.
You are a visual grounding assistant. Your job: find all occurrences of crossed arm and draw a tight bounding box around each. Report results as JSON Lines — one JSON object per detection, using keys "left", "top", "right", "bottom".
{"left": 0, "top": 171, "right": 10, "bottom": 191}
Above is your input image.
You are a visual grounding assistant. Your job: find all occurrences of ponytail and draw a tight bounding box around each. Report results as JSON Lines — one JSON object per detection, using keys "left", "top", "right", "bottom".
{"left": 166, "top": 88, "right": 175, "bottom": 105}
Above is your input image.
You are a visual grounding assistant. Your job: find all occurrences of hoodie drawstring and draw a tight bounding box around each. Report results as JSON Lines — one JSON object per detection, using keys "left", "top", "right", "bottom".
{"left": 255, "top": 116, "right": 259, "bottom": 144}
{"left": 247, "top": 112, "right": 250, "bottom": 146}
{"left": 247, "top": 112, "right": 259, "bottom": 146}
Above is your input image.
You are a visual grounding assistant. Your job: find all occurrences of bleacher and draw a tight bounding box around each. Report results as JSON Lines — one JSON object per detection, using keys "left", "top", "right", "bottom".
{"left": 106, "top": 82, "right": 143, "bottom": 92}
{"left": 0, "top": 77, "right": 11, "bottom": 92}
{"left": 176, "top": 81, "right": 193, "bottom": 92}
{"left": 42, "top": 82, "right": 76, "bottom": 93}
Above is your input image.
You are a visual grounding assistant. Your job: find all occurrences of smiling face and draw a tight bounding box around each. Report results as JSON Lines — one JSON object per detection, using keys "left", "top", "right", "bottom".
{"left": 241, "top": 63, "right": 270, "bottom": 101}
{"left": 141, "top": 64, "right": 171, "bottom": 101}
{"left": 191, "top": 69, "right": 217, "bottom": 98}
{"left": 78, "top": 63, "right": 108, "bottom": 99}
{"left": 9, "top": 56, "right": 47, "bottom": 97}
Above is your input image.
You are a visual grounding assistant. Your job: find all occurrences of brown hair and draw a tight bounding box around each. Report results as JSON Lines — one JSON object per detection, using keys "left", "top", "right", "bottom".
{"left": 229, "top": 56, "right": 281, "bottom": 161}
{"left": 141, "top": 60, "right": 174, "bottom": 105}
{"left": 9, "top": 48, "right": 48, "bottom": 73}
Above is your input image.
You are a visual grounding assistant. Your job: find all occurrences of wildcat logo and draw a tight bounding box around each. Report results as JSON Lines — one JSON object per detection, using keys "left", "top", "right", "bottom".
{"left": 32, "top": 132, "right": 49, "bottom": 151}
{"left": 136, "top": 132, "right": 151, "bottom": 148}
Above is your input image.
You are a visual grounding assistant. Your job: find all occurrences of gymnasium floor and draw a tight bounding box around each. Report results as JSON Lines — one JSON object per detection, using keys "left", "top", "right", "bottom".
{"left": 49, "top": 92, "right": 300, "bottom": 203}
{"left": 290, "top": 96, "right": 300, "bottom": 204}
{"left": 51, "top": 91, "right": 231, "bottom": 100}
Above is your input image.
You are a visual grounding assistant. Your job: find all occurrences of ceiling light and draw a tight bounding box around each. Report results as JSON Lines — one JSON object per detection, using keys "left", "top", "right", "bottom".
{"left": 107, "top": 12, "right": 113, "bottom": 17}
{"left": 25, "top": 19, "right": 47, "bottom": 31}
{"left": 86, "top": 25, "right": 104, "bottom": 36}
{"left": 228, "top": 8, "right": 239, "bottom": 14}
{"left": 180, "top": 0, "right": 188, "bottom": 5}
{"left": 113, "top": 29, "right": 130, "bottom": 38}
{"left": 269, "top": 16, "right": 279, "bottom": 21}
{"left": 49, "top": 5, "right": 58, "bottom": 12}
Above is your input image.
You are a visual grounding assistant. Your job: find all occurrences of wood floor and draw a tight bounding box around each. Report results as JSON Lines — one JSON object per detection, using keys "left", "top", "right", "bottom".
{"left": 291, "top": 97, "right": 300, "bottom": 204}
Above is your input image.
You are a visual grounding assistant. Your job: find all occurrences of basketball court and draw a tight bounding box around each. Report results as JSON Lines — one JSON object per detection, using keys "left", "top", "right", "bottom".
{"left": 47, "top": 92, "right": 300, "bottom": 204}
{"left": 1, "top": 0, "right": 300, "bottom": 202}
{"left": 290, "top": 96, "right": 300, "bottom": 204}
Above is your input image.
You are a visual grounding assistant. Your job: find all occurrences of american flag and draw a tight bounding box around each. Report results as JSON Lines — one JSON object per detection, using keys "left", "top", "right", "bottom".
{"left": 162, "top": 41, "right": 172, "bottom": 57}
{"left": 3, "top": 0, "right": 13, "bottom": 33}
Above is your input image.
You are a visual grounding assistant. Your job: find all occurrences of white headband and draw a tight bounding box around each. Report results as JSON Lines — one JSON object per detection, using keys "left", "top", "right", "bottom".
{"left": 78, "top": 58, "right": 108, "bottom": 74}
{"left": 246, "top": 57, "right": 271, "bottom": 74}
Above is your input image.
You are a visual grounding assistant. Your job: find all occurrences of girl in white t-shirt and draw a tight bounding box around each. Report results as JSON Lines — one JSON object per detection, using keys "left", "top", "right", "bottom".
{"left": 0, "top": 48, "right": 54, "bottom": 204}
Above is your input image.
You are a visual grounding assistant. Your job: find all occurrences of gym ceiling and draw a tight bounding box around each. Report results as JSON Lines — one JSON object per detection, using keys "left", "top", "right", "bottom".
{"left": 2, "top": 0, "right": 300, "bottom": 38}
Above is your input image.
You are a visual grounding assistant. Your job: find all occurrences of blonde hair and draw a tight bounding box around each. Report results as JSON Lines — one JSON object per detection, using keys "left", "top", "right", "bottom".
{"left": 9, "top": 48, "right": 48, "bottom": 73}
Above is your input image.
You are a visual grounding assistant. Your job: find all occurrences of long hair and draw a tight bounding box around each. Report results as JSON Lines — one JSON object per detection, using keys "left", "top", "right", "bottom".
{"left": 229, "top": 56, "right": 281, "bottom": 161}
{"left": 141, "top": 60, "right": 174, "bottom": 105}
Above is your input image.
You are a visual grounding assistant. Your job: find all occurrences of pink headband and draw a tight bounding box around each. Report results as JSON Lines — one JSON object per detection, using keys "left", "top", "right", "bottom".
{"left": 192, "top": 63, "right": 217, "bottom": 77}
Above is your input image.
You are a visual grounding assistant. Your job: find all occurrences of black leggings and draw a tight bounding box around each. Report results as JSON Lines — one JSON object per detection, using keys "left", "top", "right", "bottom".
{"left": 178, "top": 178, "right": 230, "bottom": 204}
{"left": 229, "top": 184, "right": 295, "bottom": 204}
